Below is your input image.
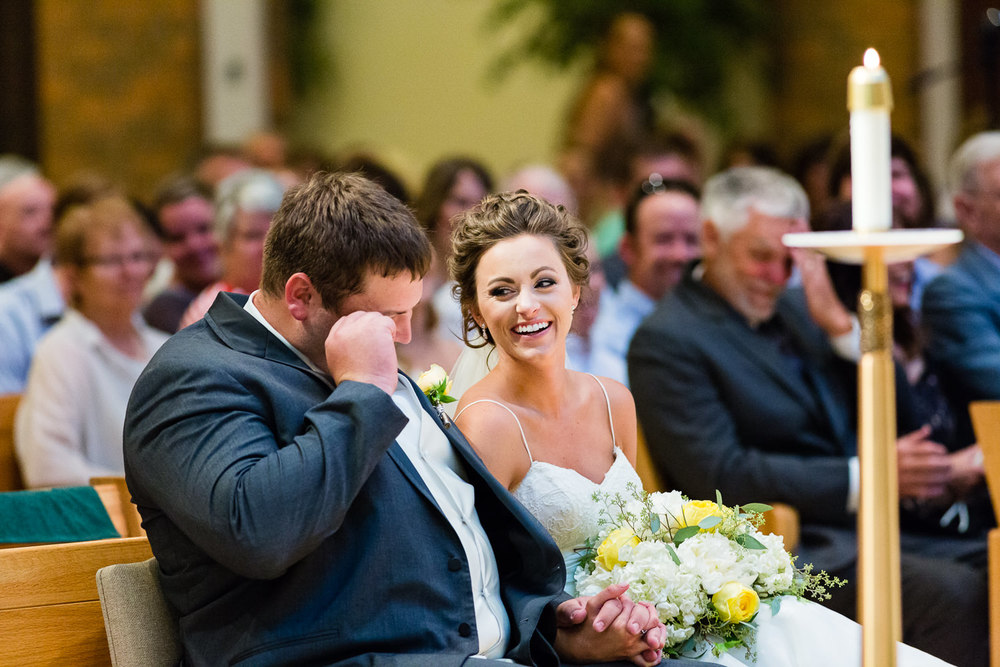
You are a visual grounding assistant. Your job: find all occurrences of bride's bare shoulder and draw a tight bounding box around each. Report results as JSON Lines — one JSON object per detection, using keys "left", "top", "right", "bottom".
{"left": 577, "top": 372, "right": 636, "bottom": 412}
{"left": 454, "top": 386, "right": 531, "bottom": 489}
{"left": 454, "top": 384, "right": 523, "bottom": 444}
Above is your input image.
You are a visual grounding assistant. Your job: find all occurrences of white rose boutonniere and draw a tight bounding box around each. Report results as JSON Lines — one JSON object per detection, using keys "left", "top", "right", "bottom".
{"left": 417, "top": 363, "right": 456, "bottom": 427}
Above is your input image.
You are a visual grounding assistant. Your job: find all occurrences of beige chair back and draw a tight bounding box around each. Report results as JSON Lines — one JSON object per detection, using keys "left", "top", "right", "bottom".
{"left": 0, "top": 537, "right": 152, "bottom": 665}
{"left": 97, "top": 558, "right": 181, "bottom": 667}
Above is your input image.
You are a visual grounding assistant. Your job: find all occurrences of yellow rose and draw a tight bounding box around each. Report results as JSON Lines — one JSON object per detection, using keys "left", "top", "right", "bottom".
{"left": 596, "top": 527, "right": 640, "bottom": 570}
{"left": 678, "top": 500, "right": 725, "bottom": 532}
{"left": 417, "top": 364, "right": 448, "bottom": 394}
{"left": 712, "top": 582, "right": 760, "bottom": 623}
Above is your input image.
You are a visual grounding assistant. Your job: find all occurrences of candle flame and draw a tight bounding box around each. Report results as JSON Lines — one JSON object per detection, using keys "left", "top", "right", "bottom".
{"left": 863, "top": 48, "right": 880, "bottom": 69}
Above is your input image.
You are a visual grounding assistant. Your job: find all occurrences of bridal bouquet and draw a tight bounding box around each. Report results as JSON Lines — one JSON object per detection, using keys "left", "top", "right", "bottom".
{"left": 574, "top": 485, "right": 843, "bottom": 660}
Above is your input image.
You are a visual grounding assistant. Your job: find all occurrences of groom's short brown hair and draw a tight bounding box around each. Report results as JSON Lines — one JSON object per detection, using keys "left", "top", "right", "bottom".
{"left": 261, "top": 171, "right": 431, "bottom": 311}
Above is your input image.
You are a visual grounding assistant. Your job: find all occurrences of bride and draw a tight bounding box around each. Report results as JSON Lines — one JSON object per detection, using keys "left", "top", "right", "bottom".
{"left": 444, "top": 191, "right": 952, "bottom": 667}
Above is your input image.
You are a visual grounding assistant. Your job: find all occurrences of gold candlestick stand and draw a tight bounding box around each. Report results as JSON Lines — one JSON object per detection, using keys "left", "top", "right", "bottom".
{"left": 783, "top": 228, "right": 962, "bottom": 667}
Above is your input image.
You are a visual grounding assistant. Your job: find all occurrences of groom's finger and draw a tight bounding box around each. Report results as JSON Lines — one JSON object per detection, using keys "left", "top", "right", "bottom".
{"left": 553, "top": 597, "right": 588, "bottom": 627}
{"left": 588, "top": 583, "right": 629, "bottom": 631}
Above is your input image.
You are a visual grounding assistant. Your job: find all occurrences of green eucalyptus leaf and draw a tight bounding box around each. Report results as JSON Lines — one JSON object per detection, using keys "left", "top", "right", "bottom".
{"left": 741, "top": 503, "right": 773, "bottom": 513}
{"left": 699, "top": 515, "right": 722, "bottom": 529}
{"left": 666, "top": 543, "right": 681, "bottom": 566}
{"left": 736, "top": 533, "right": 767, "bottom": 550}
{"left": 650, "top": 514, "right": 660, "bottom": 533}
{"left": 673, "top": 525, "right": 699, "bottom": 545}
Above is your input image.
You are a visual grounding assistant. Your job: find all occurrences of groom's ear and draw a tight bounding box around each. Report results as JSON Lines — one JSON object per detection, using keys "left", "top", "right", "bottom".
{"left": 285, "top": 272, "right": 317, "bottom": 321}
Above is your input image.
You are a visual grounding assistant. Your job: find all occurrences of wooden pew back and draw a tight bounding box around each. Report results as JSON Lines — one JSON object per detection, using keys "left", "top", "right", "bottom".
{"left": 0, "top": 537, "right": 152, "bottom": 666}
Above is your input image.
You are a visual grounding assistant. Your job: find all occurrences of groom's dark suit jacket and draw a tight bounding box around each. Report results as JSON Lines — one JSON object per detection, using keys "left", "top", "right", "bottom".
{"left": 124, "top": 293, "right": 574, "bottom": 667}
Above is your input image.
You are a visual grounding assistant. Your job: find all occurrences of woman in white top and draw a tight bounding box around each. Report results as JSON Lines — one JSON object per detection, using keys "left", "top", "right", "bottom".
{"left": 448, "top": 191, "right": 950, "bottom": 667}
{"left": 16, "top": 196, "right": 168, "bottom": 488}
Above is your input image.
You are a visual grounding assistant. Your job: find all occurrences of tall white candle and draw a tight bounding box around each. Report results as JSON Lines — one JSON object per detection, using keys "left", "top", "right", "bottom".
{"left": 848, "top": 48, "right": 894, "bottom": 232}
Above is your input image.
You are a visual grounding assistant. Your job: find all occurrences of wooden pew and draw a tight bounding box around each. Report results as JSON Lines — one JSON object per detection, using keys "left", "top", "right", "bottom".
{"left": 91, "top": 476, "right": 145, "bottom": 538}
{"left": 970, "top": 400, "right": 1000, "bottom": 667}
{"left": 0, "top": 536, "right": 153, "bottom": 666}
{"left": 636, "top": 426, "right": 800, "bottom": 551}
{"left": 0, "top": 393, "right": 24, "bottom": 491}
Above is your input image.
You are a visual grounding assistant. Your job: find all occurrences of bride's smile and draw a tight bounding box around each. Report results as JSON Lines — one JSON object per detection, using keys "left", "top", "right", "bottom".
{"left": 473, "top": 233, "right": 579, "bottom": 361}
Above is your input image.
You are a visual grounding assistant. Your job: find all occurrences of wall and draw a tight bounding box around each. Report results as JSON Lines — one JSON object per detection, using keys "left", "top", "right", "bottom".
{"left": 35, "top": 0, "right": 202, "bottom": 200}
{"left": 774, "top": 0, "right": 919, "bottom": 162}
{"left": 289, "top": 0, "right": 584, "bottom": 191}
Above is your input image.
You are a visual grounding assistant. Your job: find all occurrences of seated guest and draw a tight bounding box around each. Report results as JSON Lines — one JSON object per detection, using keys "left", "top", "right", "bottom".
{"left": 601, "top": 130, "right": 706, "bottom": 288}
{"left": 0, "top": 155, "right": 56, "bottom": 284}
{"left": 142, "top": 175, "right": 221, "bottom": 333}
{"left": 15, "top": 196, "right": 167, "bottom": 488}
{"left": 123, "top": 172, "right": 674, "bottom": 667}
{"left": 924, "top": 131, "right": 1000, "bottom": 447}
{"left": 337, "top": 151, "right": 412, "bottom": 204}
{"left": 415, "top": 157, "right": 493, "bottom": 341}
{"left": 177, "top": 168, "right": 286, "bottom": 328}
{"left": 0, "top": 259, "right": 66, "bottom": 394}
{"left": 500, "top": 164, "right": 603, "bottom": 372}
{"left": 502, "top": 164, "right": 578, "bottom": 213}
{"left": 816, "top": 201, "right": 990, "bottom": 537}
{"left": 628, "top": 166, "right": 987, "bottom": 665}
{"left": 591, "top": 175, "right": 700, "bottom": 385}
{"left": 0, "top": 172, "right": 117, "bottom": 393}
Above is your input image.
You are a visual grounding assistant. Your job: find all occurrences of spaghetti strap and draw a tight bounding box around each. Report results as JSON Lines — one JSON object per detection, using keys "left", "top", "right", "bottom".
{"left": 455, "top": 399, "right": 533, "bottom": 461}
{"left": 587, "top": 374, "right": 616, "bottom": 455}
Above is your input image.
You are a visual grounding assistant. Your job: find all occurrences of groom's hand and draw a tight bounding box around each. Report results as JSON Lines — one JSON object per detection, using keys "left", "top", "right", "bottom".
{"left": 326, "top": 311, "right": 399, "bottom": 395}
{"left": 554, "top": 583, "right": 665, "bottom": 666}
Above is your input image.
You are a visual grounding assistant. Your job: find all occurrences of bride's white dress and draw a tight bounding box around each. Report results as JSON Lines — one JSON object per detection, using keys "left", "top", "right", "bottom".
{"left": 457, "top": 376, "right": 952, "bottom": 667}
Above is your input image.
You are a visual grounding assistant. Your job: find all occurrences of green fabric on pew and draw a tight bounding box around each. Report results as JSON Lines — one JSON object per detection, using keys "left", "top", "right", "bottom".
{"left": 0, "top": 486, "right": 120, "bottom": 543}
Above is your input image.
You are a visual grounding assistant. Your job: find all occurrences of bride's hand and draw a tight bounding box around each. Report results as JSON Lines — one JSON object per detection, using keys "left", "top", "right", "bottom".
{"left": 554, "top": 582, "right": 666, "bottom": 666}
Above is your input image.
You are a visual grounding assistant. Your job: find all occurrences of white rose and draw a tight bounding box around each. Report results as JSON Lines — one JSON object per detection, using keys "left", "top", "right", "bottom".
{"left": 416, "top": 363, "right": 448, "bottom": 393}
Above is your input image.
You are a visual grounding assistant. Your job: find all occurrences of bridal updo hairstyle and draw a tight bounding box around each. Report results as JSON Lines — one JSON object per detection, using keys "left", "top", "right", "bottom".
{"left": 448, "top": 190, "right": 589, "bottom": 347}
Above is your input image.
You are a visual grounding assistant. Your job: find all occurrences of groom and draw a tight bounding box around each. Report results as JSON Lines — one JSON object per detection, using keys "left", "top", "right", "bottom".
{"left": 124, "top": 172, "right": 686, "bottom": 667}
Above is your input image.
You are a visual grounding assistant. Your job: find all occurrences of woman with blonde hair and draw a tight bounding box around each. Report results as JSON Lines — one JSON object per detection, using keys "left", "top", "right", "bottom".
{"left": 16, "top": 196, "right": 167, "bottom": 487}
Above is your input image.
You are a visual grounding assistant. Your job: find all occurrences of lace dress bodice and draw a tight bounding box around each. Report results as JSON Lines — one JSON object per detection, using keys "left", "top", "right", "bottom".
{"left": 514, "top": 447, "right": 641, "bottom": 591}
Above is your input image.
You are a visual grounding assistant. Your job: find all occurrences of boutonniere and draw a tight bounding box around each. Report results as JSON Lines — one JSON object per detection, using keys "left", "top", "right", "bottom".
{"left": 416, "top": 363, "right": 456, "bottom": 428}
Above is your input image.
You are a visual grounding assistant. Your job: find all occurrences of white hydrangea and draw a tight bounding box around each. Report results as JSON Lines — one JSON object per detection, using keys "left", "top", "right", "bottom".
{"left": 648, "top": 490, "right": 685, "bottom": 528}
{"left": 577, "top": 489, "right": 816, "bottom": 655}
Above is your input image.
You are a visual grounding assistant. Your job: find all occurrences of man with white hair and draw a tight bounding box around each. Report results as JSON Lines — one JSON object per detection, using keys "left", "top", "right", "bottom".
{"left": 0, "top": 155, "right": 55, "bottom": 283}
{"left": 590, "top": 175, "right": 700, "bottom": 385}
{"left": 178, "top": 168, "right": 286, "bottom": 328}
{"left": 629, "top": 166, "right": 988, "bottom": 666}
{"left": 0, "top": 156, "right": 60, "bottom": 392}
{"left": 923, "top": 131, "right": 1000, "bottom": 446}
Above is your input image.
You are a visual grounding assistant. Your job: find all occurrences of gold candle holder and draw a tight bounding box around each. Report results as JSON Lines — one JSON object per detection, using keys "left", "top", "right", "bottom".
{"left": 783, "top": 229, "right": 962, "bottom": 666}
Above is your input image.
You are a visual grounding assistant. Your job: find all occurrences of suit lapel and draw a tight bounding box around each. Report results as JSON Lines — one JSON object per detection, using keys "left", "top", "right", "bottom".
{"left": 203, "top": 292, "right": 332, "bottom": 391}
{"left": 963, "top": 243, "right": 1000, "bottom": 299}
{"left": 402, "top": 374, "right": 551, "bottom": 535}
